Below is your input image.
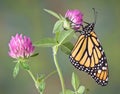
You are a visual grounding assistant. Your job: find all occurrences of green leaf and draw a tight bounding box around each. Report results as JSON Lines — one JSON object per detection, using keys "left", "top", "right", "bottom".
{"left": 71, "top": 72, "right": 80, "bottom": 91}
{"left": 59, "top": 14, "right": 64, "bottom": 20}
{"left": 53, "top": 20, "right": 63, "bottom": 33}
{"left": 44, "top": 9, "right": 60, "bottom": 19}
{"left": 39, "top": 80, "right": 45, "bottom": 93}
{"left": 77, "top": 86, "right": 85, "bottom": 94}
{"left": 34, "top": 38, "right": 57, "bottom": 47}
{"left": 59, "top": 89, "right": 74, "bottom": 94}
{"left": 36, "top": 75, "right": 46, "bottom": 94}
{"left": 13, "top": 62, "right": 20, "bottom": 78}
{"left": 21, "top": 62, "right": 30, "bottom": 70}
{"left": 63, "top": 18, "right": 71, "bottom": 30}
{"left": 30, "top": 53, "right": 39, "bottom": 57}
{"left": 55, "top": 31, "right": 60, "bottom": 42}
{"left": 65, "top": 89, "right": 74, "bottom": 94}
{"left": 57, "top": 29, "right": 74, "bottom": 44}
{"left": 37, "top": 74, "right": 45, "bottom": 82}
{"left": 60, "top": 42, "right": 74, "bottom": 55}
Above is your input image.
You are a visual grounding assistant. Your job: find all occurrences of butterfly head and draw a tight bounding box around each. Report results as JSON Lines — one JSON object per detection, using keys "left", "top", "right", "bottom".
{"left": 83, "top": 23, "right": 95, "bottom": 32}
{"left": 80, "top": 22, "right": 95, "bottom": 36}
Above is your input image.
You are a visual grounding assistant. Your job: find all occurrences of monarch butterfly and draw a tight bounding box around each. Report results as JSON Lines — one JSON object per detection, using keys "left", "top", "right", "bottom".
{"left": 69, "top": 11, "right": 109, "bottom": 86}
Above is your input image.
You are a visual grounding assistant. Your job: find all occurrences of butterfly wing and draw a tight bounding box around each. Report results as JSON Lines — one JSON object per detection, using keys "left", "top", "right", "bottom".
{"left": 69, "top": 31, "right": 109, "bottom": 86}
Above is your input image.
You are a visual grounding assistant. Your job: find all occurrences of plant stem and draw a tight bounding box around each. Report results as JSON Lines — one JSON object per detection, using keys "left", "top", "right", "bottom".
{"left": 27, "top": 70, "right": 36, "bottom": 83}
{"left": 53, "top": 46, "right": 65, "bottom": 94}
{"left": 44, "top": 71, "right": 57, "bottom": 81}
{"left": 27, "top": 70, "right": 41, "bottom": 94}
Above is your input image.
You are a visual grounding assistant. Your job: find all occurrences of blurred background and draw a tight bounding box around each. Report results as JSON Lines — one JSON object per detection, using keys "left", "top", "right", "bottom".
{"left": 0, "top": 0, "right": 120, "bottom": 94}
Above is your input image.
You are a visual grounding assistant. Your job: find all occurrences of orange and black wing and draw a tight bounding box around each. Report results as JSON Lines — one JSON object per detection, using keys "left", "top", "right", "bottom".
{"left": 69, "top": 31, "right": 109, "bottom": 86}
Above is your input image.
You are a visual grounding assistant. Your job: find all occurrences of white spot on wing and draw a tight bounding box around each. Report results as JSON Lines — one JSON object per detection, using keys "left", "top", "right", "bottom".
{"left": 98, "top": 70, "right": 102, "bottom": 73}
{"left": 102, "top": 67, "right": 107, "bottom": 70}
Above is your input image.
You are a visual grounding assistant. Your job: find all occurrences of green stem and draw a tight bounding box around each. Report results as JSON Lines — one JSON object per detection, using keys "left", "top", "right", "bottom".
{"left": 27, "top": 70, "right": 41, "bottom": 94}
{"left": 44, "top": 71, "right": 57, "bottom": 81}
{"left": 53, "top": 46, "right": 65, "bottom": 94}
{"left": 27, "top": 70, "right": 36, "bottom": 83}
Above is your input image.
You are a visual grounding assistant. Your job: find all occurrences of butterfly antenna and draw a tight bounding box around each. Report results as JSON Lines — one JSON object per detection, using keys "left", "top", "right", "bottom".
{"left": 92, "top": 8, "right": 98, "bottom": 24}
{"left": 83, "top": 8, "right": 98, "bottom": 25}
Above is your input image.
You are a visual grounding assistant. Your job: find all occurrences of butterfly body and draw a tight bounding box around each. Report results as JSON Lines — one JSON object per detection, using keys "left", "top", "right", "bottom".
{"left": 69, "top": 22, "right": 109, "bottom": 86}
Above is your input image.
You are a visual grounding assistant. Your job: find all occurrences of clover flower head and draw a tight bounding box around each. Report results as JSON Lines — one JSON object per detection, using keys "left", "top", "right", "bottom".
{"left": 8, "top": 33, "right": 35, "bottom": 59}
{"left": 65, "top": 9, "right": 83, "bottom": 31}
